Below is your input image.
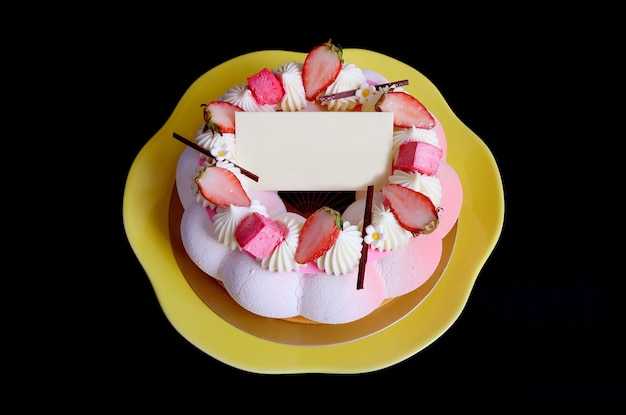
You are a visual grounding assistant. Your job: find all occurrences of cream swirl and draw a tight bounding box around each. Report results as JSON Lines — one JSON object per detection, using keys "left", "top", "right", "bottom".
{"left": 261, "top": 214, "right": 303, "bottom": 272}
{"left": 194, "top": 129, "right": 237, "bottom": 160}
{"left": 212, "top": 200, "right": 267, "bottom": 249}
{"left": 321, "top": 63, "right": 366, "bottom": 111}
{"left": 360, "top": 88, "right": 386, "bottom": 112}
{"left": 388, "top": 169, "right": 442, "bottom": 206}
{"left": 316, "top": 221, "right": 363, "bottom": 275}
{"left": 219, "top": 83, "right": 274, "bottom": 112}
{"left": 370, "top": 203, "right": 411, "bottom": 251}
{"left": 273, "top": 62, "right": 307, "bottom": 112}
{"left": 392, "top": 126, "right": 440, "bottom": 158}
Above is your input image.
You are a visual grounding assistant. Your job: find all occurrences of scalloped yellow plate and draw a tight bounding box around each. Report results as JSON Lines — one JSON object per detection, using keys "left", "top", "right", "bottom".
{"left": 123, "top": 49, "right": 504, "bottom": 374}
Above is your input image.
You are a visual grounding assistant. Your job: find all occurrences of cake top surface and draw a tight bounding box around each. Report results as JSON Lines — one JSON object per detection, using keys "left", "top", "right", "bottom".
{"left": 175, "top": 39, "right": 451, "bottom": 281}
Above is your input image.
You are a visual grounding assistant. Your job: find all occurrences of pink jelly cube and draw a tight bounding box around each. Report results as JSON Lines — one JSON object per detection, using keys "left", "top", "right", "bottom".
{"left": 247, "top": 68, "right": 285, "bottom": 105}
{"left": 394, "top": 141, "right": 443, "bottom": 176}
{"left": 235, "top": 212, "right": 284, "bottom": 259}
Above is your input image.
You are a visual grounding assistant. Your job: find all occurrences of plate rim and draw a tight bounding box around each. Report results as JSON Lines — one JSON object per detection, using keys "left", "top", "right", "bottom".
{"left": 123, "top": 48, "right": 504, "bottom": 374}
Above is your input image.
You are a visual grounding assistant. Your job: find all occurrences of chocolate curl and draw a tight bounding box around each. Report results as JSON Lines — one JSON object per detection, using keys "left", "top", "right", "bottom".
{"left": 172, "top": 132, "right": 259, "bottom": 182}
{"left": 319, "top": 80, "right": 409, "bottom": 103}
{"left": 357, "top": 185, "right": 375, "bottom": 290}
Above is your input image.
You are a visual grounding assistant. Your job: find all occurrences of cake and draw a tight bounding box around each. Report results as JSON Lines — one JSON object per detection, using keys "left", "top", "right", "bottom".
{"left": 174, "top": 40, "right": 463, "bottom": 325}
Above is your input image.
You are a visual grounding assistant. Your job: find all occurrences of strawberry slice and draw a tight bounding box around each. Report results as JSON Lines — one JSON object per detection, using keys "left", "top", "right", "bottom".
{"left": 302, "top": 39, "right": 343, "bottom": 102}
{"left": 381, "top": 183, "right": 439, "bottom": 235}
{"left": 201, "top": 101, "right": 242, "bottom": 135}
{"left": 195, "top": 165, "right": 251, "bottom": 208}
{"left": 375, "top": 91, "right": 436, "bottom": 129}
{"left": 294, "top": 207, "right": 342, "bottom": 264}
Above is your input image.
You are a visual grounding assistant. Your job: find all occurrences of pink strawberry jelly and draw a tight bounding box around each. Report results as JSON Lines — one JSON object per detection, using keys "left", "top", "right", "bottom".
{"left": 246, "top": 68, "right": 285, "bottom": 105}
{"left": 235, "top": 211, "right": 283, "bottom": 258}
{"left": 394, "top": 141, "right": 443, "bottom": 176}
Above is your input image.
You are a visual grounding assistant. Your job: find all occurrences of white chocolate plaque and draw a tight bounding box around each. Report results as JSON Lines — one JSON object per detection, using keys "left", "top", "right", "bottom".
{"left": 235, "top": 112, "right": 393, "bottom": 191}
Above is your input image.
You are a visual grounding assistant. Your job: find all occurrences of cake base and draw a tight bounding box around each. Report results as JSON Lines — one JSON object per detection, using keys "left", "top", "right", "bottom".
{"left": 169, "top": 186, "right": 458, "bottom": 346}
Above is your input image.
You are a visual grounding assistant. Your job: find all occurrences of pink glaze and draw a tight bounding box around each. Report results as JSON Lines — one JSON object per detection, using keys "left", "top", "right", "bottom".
{"left": 206, "top": 205, "right": 217, "bottom": 221}
{"left": 287, "top": 247, "right": 388, "bottom": 274}
{"left": 431, "top": 114, "right": 447, "bottom": 159}
{"left": 375, "top": 233, "right": 443, "bottom": 297}
{"left": 175, "top": 146, "right": 203, "bottom": 209}
{"left": 430, "top": 160, "right": 463, "bottom": 239}
{"left": 298, "top": 263, "right": 387, "bottom": 324}
{"left": 248, "top": 191, "right": 286, "bottom": 215}
{"left": 362, "top": 69, "right": 388, "bottom": 86}
{"left": 218, "top": 242, "right": 389, "bottom": 324}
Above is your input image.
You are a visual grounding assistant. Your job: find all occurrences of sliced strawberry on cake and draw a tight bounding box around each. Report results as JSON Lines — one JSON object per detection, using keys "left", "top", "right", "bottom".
{"left": 295, "top": 207, "right": 342, "bottom": 264}
{"left": 302, "top": 39, "right": 343, "bottom": 102}
{"left": 201, "top": 101, "right": 242, "bottom": 135}
{"left": 382, "top": 183, "right": 439, "bottom": 235}
{"left": 195, "top": 165, "right": 251, "bottom": 208}
{"left": 375, "top": 91, "right": 436, "bottom": 129}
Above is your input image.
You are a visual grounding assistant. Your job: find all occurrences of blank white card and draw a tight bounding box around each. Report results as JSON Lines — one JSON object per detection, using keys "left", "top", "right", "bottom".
{"left": 235, "top": 112, "right": 393, "bottom": 191}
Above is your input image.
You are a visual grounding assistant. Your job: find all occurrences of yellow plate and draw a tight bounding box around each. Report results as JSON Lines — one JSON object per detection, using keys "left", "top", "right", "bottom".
{"left": 123, "top": 49, "right": 504, "bottom": 374}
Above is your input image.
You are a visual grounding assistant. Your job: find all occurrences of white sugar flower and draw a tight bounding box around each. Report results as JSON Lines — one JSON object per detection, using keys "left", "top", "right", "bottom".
{"left": 364, "top": 224, "right": 385, "bottom": 249}
{"left": 210, "top": 142, "right": 230, "bottom": 161}
{"left": 355, "top": 83, "right": 376, "bottom": 104}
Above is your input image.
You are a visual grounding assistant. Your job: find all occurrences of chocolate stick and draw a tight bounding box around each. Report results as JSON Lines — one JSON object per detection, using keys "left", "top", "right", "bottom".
{"left": 318, "top": 79, "right": 409, "bottom": 103}
{"left": 357, "top": 185, "right": 375, "bottom": 290}
{"left": 172, "top": 132, "right": 259, "bottom": 182}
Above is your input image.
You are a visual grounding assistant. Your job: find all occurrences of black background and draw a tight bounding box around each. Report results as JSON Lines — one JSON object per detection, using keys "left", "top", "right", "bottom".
{"left": 23, "top": 6, "right": 623, "bottom": 405}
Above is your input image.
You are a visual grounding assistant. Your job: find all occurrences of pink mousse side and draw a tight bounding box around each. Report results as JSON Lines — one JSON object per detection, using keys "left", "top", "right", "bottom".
{"left": 375, "top": 233, "right": 443, "bottom": 298}
{"left": 219, "top": 249, "right": 301, "bottom": 318}
{"left": 430, "top": 160, "right": 463, "bottom": 239}
{"left": 298, "top": 264, "right": 387, "bottom": 324}
{"left": 248, "top": 191, "right": 286, "bottom": 216}
{"left": 180, "top": 203, "right": 232, "bottom": 280}
{"left": 431, "top": 114, "right": 447, "bottom": 160}
{"left": 176, "top": 146, "right": 203, "bottom": 209}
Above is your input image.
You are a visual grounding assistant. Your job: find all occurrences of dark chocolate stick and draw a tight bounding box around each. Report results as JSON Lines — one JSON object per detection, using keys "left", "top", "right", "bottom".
{"left": 172, "top": 132, "right": 259, "bottom": 182}
{"left": 318, "top": 80, "right": 409, "bottom": 103}
{"left": 357, "top": 185, "right": 375, "bottom": 290}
